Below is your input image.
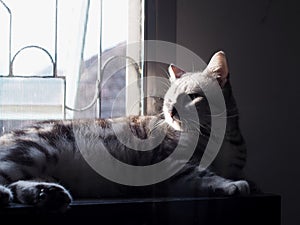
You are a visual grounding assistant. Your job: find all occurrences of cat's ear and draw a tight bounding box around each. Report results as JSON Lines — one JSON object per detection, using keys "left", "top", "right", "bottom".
{"left": 168, "top": 64, "right": 186, "bottom": 82}
{"left": 205, "top": 51, "right": 229, "bottom": 87}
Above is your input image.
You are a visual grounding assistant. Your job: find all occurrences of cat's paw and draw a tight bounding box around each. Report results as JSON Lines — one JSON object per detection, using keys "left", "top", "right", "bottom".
{"left": 225, "top": 180, "right": 250, "bottom": 196}
{"left": 9, "top": 181, "right": 72, "bottom": 212}
{"left": 216, "top": 180, "right": 250, "bottom": 196}
{"left": 0, "top": 185, "right": 13, "bottom": 206}
{"left": 35, "top": 183, "right": 72, "bottom": 211}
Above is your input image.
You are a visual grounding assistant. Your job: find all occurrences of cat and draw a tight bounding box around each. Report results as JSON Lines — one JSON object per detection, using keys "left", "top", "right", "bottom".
{"left": 0, "top": 51, "right": 249, "bottom": 212}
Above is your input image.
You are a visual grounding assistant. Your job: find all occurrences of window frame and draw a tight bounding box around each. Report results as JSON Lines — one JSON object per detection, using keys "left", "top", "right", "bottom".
{"left": 143, "top": 0, "right": 177, "bottom": 114}
{"left": 0, "top": 0, "right": 178, "bottom": 126}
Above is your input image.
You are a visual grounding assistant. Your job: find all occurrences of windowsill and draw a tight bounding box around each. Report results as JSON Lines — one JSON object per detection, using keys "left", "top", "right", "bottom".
{"left": 1, "top": 194, "right": 280, "bottom": 225}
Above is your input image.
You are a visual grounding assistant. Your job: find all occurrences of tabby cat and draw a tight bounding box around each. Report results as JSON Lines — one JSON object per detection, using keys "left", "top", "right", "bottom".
{"left": 0, "top": 51, "right": 248, "bottom": 211}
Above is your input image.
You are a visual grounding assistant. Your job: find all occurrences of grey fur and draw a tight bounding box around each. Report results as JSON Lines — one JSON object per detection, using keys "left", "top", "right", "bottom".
{"left": 0, "top": 55, "right": 249, "bottom": 211}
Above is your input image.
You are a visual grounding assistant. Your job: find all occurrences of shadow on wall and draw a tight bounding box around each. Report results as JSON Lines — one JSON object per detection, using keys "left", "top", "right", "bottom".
{"left": 176, "top": 0, "right": 300, "bottom": 225}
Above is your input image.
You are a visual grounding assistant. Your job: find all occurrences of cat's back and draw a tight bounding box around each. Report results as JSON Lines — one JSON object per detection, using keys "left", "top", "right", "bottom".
{"left": 0, "top": 116, "right": 166, "bottom": 189}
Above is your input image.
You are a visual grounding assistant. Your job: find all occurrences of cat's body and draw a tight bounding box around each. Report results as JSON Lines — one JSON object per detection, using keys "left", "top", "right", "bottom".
{"left": 0, "top": 51, "right": 248, "bottom": 211}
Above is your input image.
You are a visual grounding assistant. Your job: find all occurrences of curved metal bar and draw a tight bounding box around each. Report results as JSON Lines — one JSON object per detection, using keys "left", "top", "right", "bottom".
{"left": 65, "top": 55, "right": 141, "bottom": 112}
{"left": 10, "top": 45, "right": 55, "bottom": 77}
{"left": 0, "top": 0, "right": 10, "bottom": 13}
{"left": 0, "top": 0, "right": 12, "bottom": 76}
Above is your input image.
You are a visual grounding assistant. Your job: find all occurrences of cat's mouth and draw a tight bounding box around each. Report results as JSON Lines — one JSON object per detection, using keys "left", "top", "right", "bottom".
{"left": 168, "top": 107, "right": 182, "bottom": 131}
{"left": 162, "top": 102, "right": 184, "bottom": 131}
{"left": 170, "top": 107, "right": 179, "bottom": 121}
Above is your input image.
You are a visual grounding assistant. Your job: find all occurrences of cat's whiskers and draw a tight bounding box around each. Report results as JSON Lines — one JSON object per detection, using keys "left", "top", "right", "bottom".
{"left": 206, "top": 109, "right": 227, "bottom": 118}
{"left": 148, "top": 114, "right": 167, "bottom": 135}
{"left": 204, "top": 112, "right": 239, "bottom": 119}
{"left": 159, "top": 66, "right": 171, "bottom": 79}
{"left": 187, "top": 118, "right": 211, "bottom": 131}
{"left": 218, "top": 114, "right": 239, "bottom": 119}
{"left": 181, "top": 118, "right": 204, "bottom": 135}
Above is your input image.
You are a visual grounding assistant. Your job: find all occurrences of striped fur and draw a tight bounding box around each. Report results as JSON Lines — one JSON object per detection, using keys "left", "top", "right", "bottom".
{"left": 0, "top": 51, "right": 249, "bottom": 210}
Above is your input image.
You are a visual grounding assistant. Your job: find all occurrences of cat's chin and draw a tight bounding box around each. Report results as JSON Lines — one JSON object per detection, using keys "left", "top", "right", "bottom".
{"left": 172, "top": 120, "right": 182, "bottom": 131}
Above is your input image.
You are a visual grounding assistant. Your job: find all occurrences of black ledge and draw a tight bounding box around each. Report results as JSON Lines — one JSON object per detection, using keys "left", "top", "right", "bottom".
{"left": 0, "top": 194, "right": 280, "bottom": 225}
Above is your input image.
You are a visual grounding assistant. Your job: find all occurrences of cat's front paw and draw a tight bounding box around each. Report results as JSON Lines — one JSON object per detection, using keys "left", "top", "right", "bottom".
{"left": 0, "top": 185, "right": 13, "bottom": 206}
{"left": 225, "top": 180, "right": 250, "bottom": 196}
{"left": 35, "top": 183, "right": 72, "bottom": 211}
{"left": 216, "top": 180, "right": 250, "bottom": 196}
{"left": 9, "top": 181, "right": 72, "bottom": 212}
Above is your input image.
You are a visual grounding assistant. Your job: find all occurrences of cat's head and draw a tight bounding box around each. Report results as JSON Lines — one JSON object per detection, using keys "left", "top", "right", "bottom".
{"left": 163, "top": 51, "right": 229, "bottom": 131}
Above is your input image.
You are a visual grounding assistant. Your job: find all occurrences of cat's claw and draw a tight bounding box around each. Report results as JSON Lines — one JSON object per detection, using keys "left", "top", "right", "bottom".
{"left": 39, "top": 188, "right": 47, "bottom": 200}
{"left": 227, "top": 180, "right": 250, "bottom": 196}
{"left": 215, "top": 180, "right": 250, "bottom": 196}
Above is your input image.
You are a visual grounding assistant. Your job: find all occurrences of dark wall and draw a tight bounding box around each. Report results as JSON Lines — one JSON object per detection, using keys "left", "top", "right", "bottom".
{"left": 176, "top": 1, "right": 300, "bottom": 225}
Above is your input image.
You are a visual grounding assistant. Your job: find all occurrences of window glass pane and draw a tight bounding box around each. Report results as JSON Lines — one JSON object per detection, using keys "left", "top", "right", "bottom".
{"left": 0, "top": 0, "right": 10, "bottom": 75}
{"left": 0, "top": 0, "right": 143, "bottom": 133}
{"left": 0, "top": 77, "right": 65, "bottom": 120}
{"left": 56, "top": 0, "right": 90, "bottom": 118}
{"left": 102, "top": 0, "right": 128, "bottom": 51}
{"left": 73, "top": 0, "right": 129, "bottom": 119}
{"left": 5, "top": 0, "right": 55, "bottom": 75}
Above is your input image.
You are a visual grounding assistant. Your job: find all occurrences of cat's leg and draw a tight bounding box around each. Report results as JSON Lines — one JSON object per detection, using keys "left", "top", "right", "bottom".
{"left": 8, "top": 180, "right": 72, "bottom": 211}
{"left": 206, "top": 177, "right": 250, "bottom": 196}
{"left": 0, "top": 185, "right": 13, "bottom": 205}
{"left": 197, "top": 168, "right": 250, "bottom": 196}
{"left": 169, "top": 167, "right": 250, "bottom": 197}
{"left": 209, "top": 80, "right": 248, "bottom": 180}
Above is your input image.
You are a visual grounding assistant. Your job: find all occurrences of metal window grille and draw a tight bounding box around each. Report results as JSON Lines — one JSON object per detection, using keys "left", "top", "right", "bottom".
{"left": 0, "top": 0, "right": 65, "bottom": 119}
{"left": 0, "top": 0, "right": 143, "bottom": 121}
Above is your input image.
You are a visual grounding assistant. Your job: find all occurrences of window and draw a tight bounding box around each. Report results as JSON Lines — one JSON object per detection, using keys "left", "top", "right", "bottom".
{"left": 0, "top": 0, "right": 144, "bottom": 133}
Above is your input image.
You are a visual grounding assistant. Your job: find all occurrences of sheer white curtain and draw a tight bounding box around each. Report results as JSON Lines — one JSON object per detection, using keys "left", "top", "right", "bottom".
{"left": 0, "top": 0, "right": 143, "bottom": 121}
